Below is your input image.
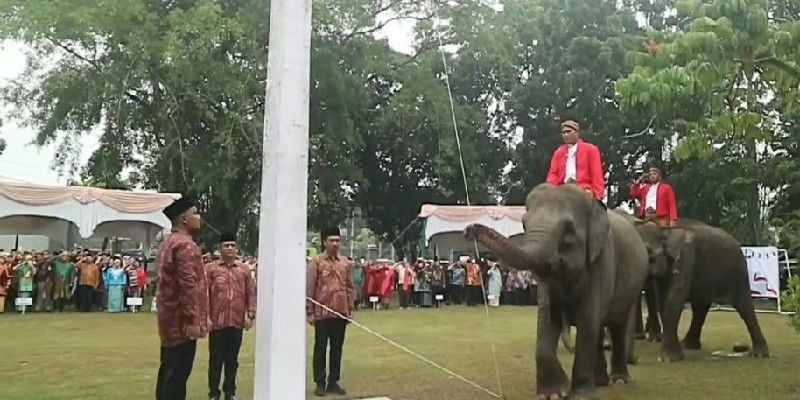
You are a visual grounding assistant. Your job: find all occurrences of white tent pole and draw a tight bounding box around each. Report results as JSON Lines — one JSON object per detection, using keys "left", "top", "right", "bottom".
{"left": 253, "top": 0, "right": 312, "bottom": 398}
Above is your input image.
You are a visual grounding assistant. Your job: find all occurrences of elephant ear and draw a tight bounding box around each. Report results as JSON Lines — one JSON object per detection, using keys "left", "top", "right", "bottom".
{"left": 587, "top": 202, "right": 611, "bottom": 263}
{"left": 663, "top": 227, "right": 692, "bottom": 261}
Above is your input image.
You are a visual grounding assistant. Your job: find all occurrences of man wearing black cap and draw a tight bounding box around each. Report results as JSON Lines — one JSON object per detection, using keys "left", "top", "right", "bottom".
{"left": 307, "top": 226, "right": 355, "bottom": 397}
{"left": 155, "top": 195, "right": 209, "bottom": 400}
{"left": 206, "top": 232, "right": 255, "bottom": 400}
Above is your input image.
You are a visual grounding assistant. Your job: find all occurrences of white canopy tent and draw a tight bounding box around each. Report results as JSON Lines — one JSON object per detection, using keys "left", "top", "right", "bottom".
{"left": 418, "top": 204, "right": 526, "bottom": 261}
{"left": 0, "top": 182, "right": 179, "bottom": 250}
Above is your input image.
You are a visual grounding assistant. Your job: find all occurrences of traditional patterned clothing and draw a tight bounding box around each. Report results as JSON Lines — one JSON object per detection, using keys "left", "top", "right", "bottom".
{"left": 51, "top": 260, "right": 75, "bottom": 300}
{"left": 76, "top": 261, "right": 100, "bottom": 312}
{"left": 33, "top": 264, "right": 53, "bottom": 312}
{"left": 465, "top": 262, "right": 483, "bottom": 306}
{"left": 206, "top": 258, "right": 256, "bottom": 400}
{"left": 307, "top": 251, "right": 355, "bottom": 391}
{"left": 0, "top": 263, "right": 11, "bottom": 313}
{"left": 306, "top": 254, "right": 355, "bottom": 322}
{"left": 156, "top": 230, "right": 209, "bottom": 347}
{"left": 546, "top": 139, "right": 606, "bottom": 200}
{"left": 206, "top": 259, "right": 256, "bottom": 331}
{"left": 155, "top": 225, "right": 209, "bottom": 400}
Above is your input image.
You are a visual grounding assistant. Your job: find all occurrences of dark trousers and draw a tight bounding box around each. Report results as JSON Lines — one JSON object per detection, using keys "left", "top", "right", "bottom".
{"left": 313, "top": 318, "right": 347, "bottom": 386}
{"left": 156, "top": 340, "right": 197, "bottom": 400}
{"left": 78, "top": 285, "right": 94, "bottom": 312}
{"left": 449, "top": 284, "right": 463, "bottom": 305}
{"left": 466, "top": 285, "right": 482, "bottom": 306}
{"left": 208, "top": 327, "right": 243, "bottom": 398}
{"left": 399, "top": 289, "right": 412, "bottom": 308}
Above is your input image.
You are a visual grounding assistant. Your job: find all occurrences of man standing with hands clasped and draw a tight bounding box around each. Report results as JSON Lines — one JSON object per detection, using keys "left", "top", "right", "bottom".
{"left": 155, "top": 195, "right": 209, "bottom": 400}
{"left": 307, "top": 226, "right": 355, "bottom": 397}
{"left": 206, "top": 231, "right": 256, "bottom": 400}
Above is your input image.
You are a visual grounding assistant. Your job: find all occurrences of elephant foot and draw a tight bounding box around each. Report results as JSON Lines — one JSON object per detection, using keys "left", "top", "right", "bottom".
{"left": 750, "top": 343, "right": 769, "bottom": 358}
{"left": 657, "top": 349, "right": 684, "bottom": 362}
{"left": 681, "top": 338, "right": 701, "bottom": 350}
{"left": 610, "top": 373, "right": 631, "bottom": 384}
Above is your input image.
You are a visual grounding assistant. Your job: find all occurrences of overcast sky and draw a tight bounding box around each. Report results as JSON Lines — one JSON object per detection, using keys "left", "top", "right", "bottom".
{"left": 0, "top": 20, "right": 414, "bottom": 186}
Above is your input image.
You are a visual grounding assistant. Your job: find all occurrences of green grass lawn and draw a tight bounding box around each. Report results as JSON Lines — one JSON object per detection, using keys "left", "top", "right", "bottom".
{"left": 1, "top": 306, "right": 799, "bottom": 400}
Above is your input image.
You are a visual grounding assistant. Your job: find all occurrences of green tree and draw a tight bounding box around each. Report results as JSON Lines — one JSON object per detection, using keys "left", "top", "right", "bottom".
{"left": 616, "top": 0, "right": 800, "bottom": 244}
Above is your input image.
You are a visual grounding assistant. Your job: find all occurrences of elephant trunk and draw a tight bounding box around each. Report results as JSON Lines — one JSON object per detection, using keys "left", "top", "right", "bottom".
{"left": 464, "top": 223, "right": 559, "bottom": 278}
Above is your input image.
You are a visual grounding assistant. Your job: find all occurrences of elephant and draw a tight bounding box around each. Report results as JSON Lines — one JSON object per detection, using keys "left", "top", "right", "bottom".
{"left": 623, "top": 216, "right": 770, "bottom": 362}
{"left": 613, "top": 211, "right": 670, "bottom": 343}
{"left": 464, "top": 184, "right": 649, "bottom": 400}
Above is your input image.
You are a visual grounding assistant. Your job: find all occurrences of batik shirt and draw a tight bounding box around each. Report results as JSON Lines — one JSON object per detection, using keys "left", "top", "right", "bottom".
{"left": 306, "top": 254, "right": 355, "bottom": 322}
{"left": 156, "top": 230, "right": 209, "bottom": 347}
{"left": 206, "top": 259, "right": 256, "bottom": 331}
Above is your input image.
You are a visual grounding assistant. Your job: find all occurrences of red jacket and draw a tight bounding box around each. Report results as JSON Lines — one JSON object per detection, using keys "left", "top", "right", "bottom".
{"left": 629, "top": 182, "right": 678, "bottom": 223}
{"left": 546, "top": 140, "right": 605, "bottom": 199}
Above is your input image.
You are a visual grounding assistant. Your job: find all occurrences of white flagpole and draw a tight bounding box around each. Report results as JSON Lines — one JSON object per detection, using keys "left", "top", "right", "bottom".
{"left": 253, "top": 0, "right": 312, "bottom": 398}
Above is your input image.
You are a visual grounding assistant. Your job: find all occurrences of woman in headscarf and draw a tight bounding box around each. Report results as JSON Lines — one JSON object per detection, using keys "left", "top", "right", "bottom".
{"left": 103, "top": 256, "right": 127, "bottom": 313}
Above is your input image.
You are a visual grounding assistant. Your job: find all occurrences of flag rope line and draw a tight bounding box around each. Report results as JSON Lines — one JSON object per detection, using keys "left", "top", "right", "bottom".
{"left": 430, "top": 2, "right": 505, "bottom": 398}
{"left": 306, "top": 297, "right": 502, "bottom": 398}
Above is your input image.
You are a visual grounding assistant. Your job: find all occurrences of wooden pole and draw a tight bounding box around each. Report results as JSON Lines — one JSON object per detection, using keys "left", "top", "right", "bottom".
{"left": 253, "top": 0, "right": 312, "bottom": 398}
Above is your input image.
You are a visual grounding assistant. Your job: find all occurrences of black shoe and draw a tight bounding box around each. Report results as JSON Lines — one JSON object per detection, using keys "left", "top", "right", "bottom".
{"left": 314, "top": 383, "right": 326, "bottom": 397}
{"left": 225, "top": 396, "right": 238, "bottom": 400}
{"left": 326, "top": 382, "right": 347, "bottom": 395}
{"left": 209, "top": 395, "right": 220, "bottom": 400}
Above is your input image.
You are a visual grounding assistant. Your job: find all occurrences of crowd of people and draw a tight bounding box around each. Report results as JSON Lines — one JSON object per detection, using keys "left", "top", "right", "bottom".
{"left": 0, "top": 249, "right": 150, "bottom": 313}
{"left": 0, "top": 248, "right": 258, "bottom": 315}
{"left": 351, "top": 258, "right": 540, "bottom": 310}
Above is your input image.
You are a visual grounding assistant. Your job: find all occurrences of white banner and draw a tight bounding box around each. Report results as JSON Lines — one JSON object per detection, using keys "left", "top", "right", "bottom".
{"left": 741, "top": 247, "right": 780, "bottom": 299}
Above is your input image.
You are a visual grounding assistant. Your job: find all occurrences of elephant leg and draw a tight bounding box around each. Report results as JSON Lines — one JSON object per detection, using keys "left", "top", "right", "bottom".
{"left": 626, "top": 304, "right": 639, "bottom": 365}
{"left": 660, "top": 281, "right": 690, "bottom": 362}
{"left": 568, "top": 303, "right": 602, "bottom": 399}
{"left": 594, "top": 334, "right": 609, "bottom": 387}
{"left": 535, "top": 291, "right": 570, "bottom": 398}
{"left": 609, "top": 322, "right": 631, "bottom": 383}
{"left": 731, "top": 290, "right": 769, "bottom": 358}
{"left": 682, "top": 300, "right": 710, "bottom": 350}
{"left": 645, "top": 279, "right": 662, "bottom": 342}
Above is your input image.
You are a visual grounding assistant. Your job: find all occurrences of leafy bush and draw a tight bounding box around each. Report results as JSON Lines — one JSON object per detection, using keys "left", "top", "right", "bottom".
{"left": 782, "top": 276, "right": 800, "bottom": 332}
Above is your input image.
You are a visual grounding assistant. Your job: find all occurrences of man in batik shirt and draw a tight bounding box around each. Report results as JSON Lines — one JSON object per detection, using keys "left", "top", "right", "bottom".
{"left": 155, "top": 195, "right": 209, "bottom": 400}
{"left": 206, "top": 232, "right": 256, "bottom": 400}
{"left": 307, "top": 226, "right": 355, "bottom": 397}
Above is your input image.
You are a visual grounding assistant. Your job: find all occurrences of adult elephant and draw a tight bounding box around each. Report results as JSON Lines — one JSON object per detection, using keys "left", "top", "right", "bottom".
{"left": 627, "top": 216, "right": 770, "bottom": 362}
{"left": 614, "top": 211, "right": 669, "bottom": 343}
{"left": 464, "top": 184, "right": 648, "bottom": 400}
